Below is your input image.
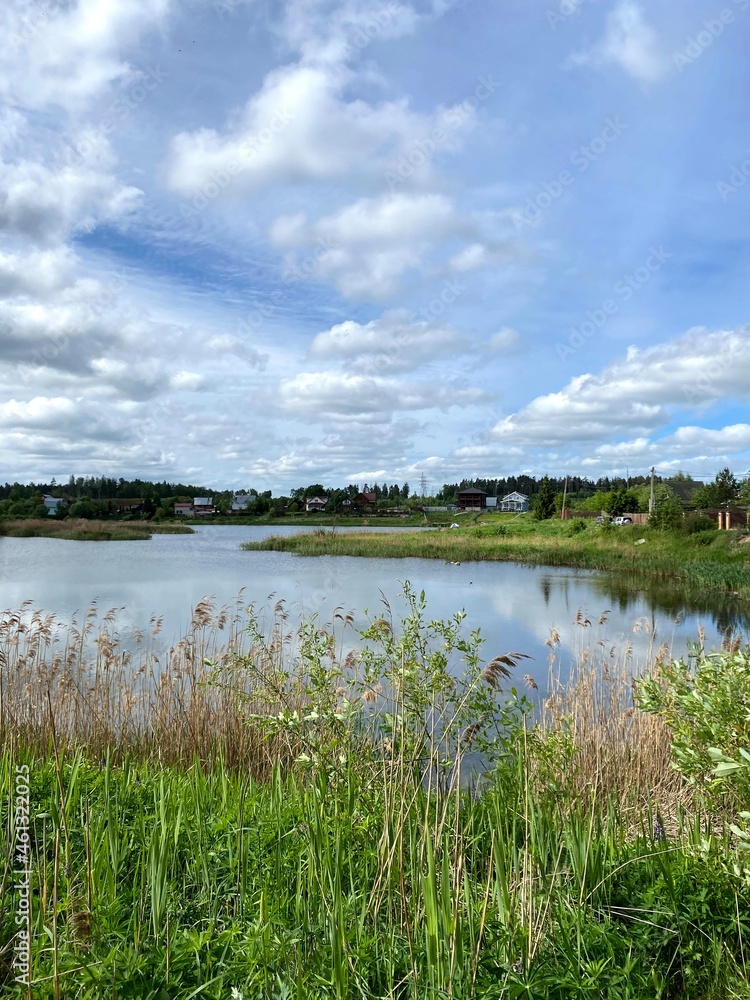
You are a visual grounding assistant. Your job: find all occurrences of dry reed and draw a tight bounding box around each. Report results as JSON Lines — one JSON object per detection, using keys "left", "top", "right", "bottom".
{"left": 0, "top": 597, "right": 690, "bottom": 814}
{"left": 538, "top": 615, "right": 687, "bottom": 823}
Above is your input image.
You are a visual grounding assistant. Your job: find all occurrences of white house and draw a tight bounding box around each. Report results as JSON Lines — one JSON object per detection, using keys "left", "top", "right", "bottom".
{"left": 41, "top": 494, "right": 64, "bottom": 516}
{"left": 305, "top": 496, "right": 328, "bottom": 512}
{"left": 498, "top": 491, "right": 529, "bottom": 512}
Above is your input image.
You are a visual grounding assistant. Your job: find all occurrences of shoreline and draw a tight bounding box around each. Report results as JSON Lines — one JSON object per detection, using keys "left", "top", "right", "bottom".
{"left": 241, "top": 518, "right": 750, "bottom": 597}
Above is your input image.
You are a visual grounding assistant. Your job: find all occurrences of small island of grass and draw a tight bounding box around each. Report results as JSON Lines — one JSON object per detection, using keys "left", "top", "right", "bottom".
{"left": 0, "top": 518, "right": 195, "bottom": 541}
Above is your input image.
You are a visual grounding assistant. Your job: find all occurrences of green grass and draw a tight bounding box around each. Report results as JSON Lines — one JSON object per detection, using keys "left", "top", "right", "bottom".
{"left": 0, "top": 518, "right": 194, "bottom": 540}
{"left": 243, "top": 515, "right": 750, "bottom": 597}
{"left": 204, "top": 511, "right": 439, "bottom": 527}
{"left": 2, "top": 744, "right": 747, "bottom": 998}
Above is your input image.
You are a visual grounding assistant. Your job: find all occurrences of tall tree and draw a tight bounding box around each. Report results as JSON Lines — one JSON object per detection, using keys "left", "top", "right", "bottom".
{"left": 532, "top": 477, "right": 555, "bottom": 520}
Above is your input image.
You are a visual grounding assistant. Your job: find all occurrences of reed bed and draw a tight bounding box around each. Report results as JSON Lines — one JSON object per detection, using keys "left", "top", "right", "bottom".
{"left": 0, "top": 518, "right": 194, "bottom": 540}
{"left": 1, "top": 590, "right": 748, "bottom": 998}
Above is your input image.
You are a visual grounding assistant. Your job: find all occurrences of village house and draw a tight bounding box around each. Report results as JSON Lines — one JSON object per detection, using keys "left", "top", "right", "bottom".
{"left": 175, "top": 498, "right": 216, "bottom": 517}
{"left": 457, "top": 487, "right": 487, "bottom": 510}
{"left": 498, "top": 491, "right": 530, "bottom": 513}
{"left": 352, "top": 491, "right": 377, "bottom": 510}
{"left": 231, "top": 492, "right": 257, "bottom": 513}
{"left": 192, "top": 497, "right": 216, "bottom": 516}
{"left": 41, "top": 494, "right": 65, "bottom": 516}
{"left": 305, "top": 496, "right": 328, "bottom": 513}
{"left": 113, "top": 498, "right": 145, "bottom": 515}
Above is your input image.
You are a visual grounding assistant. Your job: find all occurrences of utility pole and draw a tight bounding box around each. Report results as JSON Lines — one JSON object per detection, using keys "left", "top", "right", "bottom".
{"left": 649, "top": 467, "right": 655, "bottom": 513}
{"left": 561, "top": 476, "right": 568, "bottom": 519}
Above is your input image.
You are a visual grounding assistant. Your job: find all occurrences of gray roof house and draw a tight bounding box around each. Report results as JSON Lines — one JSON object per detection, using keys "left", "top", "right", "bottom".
{"left": 498, "top": 491, "right": 529, "bottom": 512}
{"left": 41, "top": 494, "right": 64, "bottom": 516}
{"left": 192, "top": 497, "right": 216, "bottom": 516}
{"left": 231, "top": 492, "right": 257, "bottom": 512}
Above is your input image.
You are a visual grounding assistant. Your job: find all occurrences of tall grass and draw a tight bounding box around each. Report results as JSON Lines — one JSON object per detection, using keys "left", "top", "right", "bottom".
{"left": 1, "top": 590, "right": 748, "bottom": 998}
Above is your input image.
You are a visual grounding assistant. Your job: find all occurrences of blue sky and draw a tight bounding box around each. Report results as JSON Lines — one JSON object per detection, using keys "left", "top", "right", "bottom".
{"left": 1, "top": 0, "right": 749, "bottom": 490}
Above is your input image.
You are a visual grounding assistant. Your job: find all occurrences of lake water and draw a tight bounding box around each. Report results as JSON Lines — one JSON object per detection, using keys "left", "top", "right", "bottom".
{"left": 1, "top": 524, "right": 747, "bottom": 687}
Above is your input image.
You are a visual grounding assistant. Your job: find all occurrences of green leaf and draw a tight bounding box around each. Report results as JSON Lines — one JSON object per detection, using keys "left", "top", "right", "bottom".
{"left": 713, "top": 761, "right": 743, "bottom": 777}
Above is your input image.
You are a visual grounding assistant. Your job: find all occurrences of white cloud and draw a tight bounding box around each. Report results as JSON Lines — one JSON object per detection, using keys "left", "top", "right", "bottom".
{"left": 666, "top": 424, "right": 750, "bottom": 455}
{"left": 277, "top": 0, "right": 423, "bottom": 64}
{"left": 170, "top": 370, "right": 206, "bottom": 391}
{"left": 269, "top": 192, "right": 477, "bottom": 298}
{"left": 278, "top": 370, "right": 487, "bottom": 419}
{"left": 0, "top": 247, "right": 77, "bottom": 297}
{"left": 448, "top": 243, "right": 491, "bottom": 273}
{"left": 0, "top": 395, "right": 131, "bottom": 442}
{"left": 205, "top": 334, "right": 269, "bottom": 368}
{"left": 168, "top": 62, "right": 472, "bottom": 195}
{"left": 309, "top": 311, "right": 472, "bottom": 374}
{"left": 570, "top": 2, "right": 668, "bottom": 83}
{"left": 487, "top": 327, "right": 521, "bottom": 354}
{"left": 0, "top": 0, "right": 172, "bottom": 112}
{"left": 492, "top": 325, "right": 750, "bottom": 449}
{"left": 0, "top": 144, "right": 141, "bottom": 245}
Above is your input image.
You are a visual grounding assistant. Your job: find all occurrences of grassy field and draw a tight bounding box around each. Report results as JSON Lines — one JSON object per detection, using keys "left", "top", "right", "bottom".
{"left": 1, "top": 590, "right": 749, "bottom": 997}
{"left": 0, "top": 518, "right": 194, "bottom": 540}
{"left": 243, "top": 515, "right": 750, "bottom": 597}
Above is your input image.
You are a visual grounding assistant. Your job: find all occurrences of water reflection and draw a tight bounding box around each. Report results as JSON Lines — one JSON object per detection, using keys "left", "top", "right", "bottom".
{"left": 0, "top": 526, "right": 746, "bottom": 696}
{"left": 586, "top": 573, "right": 749, "bottom": 637}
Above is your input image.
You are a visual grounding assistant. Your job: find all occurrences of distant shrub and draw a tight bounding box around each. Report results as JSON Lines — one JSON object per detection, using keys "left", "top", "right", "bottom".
{"left": 691, "top": 529, "right": 718, "bottom": 546}
{"left": 682, "top": 513, "right": 717, "bottom": 535}
{"left": 568, "top": 518, "right": 589, "bottom": 534}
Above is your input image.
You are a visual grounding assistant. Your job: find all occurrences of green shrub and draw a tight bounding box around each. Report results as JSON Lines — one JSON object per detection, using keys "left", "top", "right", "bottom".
{"left": 691, "top": 529, "right": 718, "bottom": 547}
{"left": 636, "top": 649, "right": 750, "bottom": 811}
{"left": 568, "top": 517, "right": 589, "bottom": 534}
{"left": 683, "top": 513, "right": 717, "bottom": 535}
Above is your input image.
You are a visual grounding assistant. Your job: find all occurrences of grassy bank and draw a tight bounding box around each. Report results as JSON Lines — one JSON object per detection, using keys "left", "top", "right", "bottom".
{"left": 1, "top": 591, "right": 748, "bottom": 998}
{"left": 0, "top": 518, "right": 194, "bottom": 540}
{"left": 243, "top": 516, "right": 750, "bottom": 597}
{"left": 202, "top": 511, "right": 440, "bottom": 527}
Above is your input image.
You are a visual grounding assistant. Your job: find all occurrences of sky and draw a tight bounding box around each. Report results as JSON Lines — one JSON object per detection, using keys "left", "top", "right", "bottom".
{"left": 1, "top": 0, "right": 749, "bottom": 492}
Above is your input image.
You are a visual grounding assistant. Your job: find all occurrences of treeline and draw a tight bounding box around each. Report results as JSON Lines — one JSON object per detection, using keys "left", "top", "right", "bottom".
{"left": 436, "top": 474, "right": 651, "bottom": 503}
{"left": 0, "top": 477, "right": 211, "bottom": 502}
{"left": 3, "top": 469, "right": 747, "bottom": 524}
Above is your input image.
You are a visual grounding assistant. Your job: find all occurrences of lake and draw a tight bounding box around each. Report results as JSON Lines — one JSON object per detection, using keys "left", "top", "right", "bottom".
{"left": 1, "top": 524, "right": 746, "bottom": 688}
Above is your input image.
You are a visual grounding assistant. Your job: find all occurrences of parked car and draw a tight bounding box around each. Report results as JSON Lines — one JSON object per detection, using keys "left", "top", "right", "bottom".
{"left": 594, "top": 515, "right": 611, "bottom": 524}
{"left": 613, "top": 516, "right": 633, "bottom": 525}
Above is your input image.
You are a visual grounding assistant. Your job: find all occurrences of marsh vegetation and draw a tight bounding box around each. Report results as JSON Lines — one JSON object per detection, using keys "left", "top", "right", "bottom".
{"left": 244, "top": 515, "right": 750, "bottom": 599}
{"left": 1, "top": 589, "right": 748, "bottom": 998}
